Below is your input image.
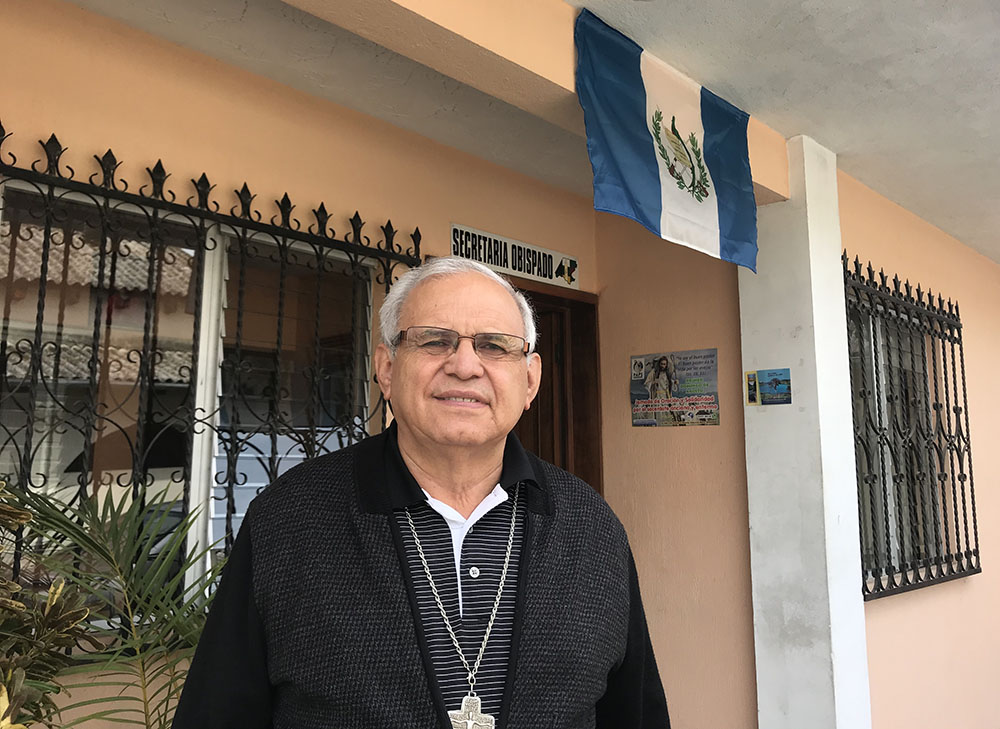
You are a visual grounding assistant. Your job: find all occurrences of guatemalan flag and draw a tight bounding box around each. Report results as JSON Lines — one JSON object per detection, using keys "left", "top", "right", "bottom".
{"left": 575, "top": 9, "right": 758, "bottom": 271}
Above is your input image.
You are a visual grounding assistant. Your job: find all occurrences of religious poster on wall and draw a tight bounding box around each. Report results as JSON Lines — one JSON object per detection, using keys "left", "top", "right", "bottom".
{"left": 630, "top": 348, "right": 719, "bottom": 427}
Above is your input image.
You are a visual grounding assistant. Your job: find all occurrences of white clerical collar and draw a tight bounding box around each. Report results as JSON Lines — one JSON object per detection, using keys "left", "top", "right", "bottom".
{"left": 422, "top": 483, "right": 508, "bottom": 528}
{"left": 421, "top": 483, "right": 509, "bottom": 617}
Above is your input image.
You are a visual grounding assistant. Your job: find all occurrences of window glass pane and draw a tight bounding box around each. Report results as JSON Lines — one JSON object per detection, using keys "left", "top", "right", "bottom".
{"left": 211, "top": 241, "right": 370, "bottom": 544}
{"left": 0, "top": 185, "right": 201, "bottom": 580}
{"left": 0, "top": 187, "right": 199, "bottom": 494}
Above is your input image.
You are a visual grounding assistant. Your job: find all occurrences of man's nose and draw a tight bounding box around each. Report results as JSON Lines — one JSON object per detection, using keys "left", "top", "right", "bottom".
{"left": 445, "top": 337, "right": 485, "bottom": 377}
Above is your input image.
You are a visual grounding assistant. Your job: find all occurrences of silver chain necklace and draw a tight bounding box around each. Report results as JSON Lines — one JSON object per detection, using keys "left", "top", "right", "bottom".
{"left": 405, "top": 484, "right": 520, "bottom": 729}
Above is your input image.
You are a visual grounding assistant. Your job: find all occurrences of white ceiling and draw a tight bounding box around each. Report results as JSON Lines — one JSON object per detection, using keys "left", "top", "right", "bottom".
{"left": 70, "top": 0, "right": 1000, "bottom": 263}
{"left": 572, "top": 0, "right": 1000, "bottom": 263}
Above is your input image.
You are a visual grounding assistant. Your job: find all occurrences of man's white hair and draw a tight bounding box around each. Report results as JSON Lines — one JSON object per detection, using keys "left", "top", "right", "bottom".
{"left": 379, "top": 257, "right": 537, "bottom": 354}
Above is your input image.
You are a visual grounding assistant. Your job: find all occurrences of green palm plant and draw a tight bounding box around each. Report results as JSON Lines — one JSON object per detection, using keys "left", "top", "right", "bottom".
{"left": 16, "top": 484, "right": 224, "bottom": 729}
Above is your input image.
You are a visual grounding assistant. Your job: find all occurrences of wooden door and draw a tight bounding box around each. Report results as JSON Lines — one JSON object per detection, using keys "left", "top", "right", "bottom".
{"left": 513, "top": 288, "right": 602, "bottom": 493}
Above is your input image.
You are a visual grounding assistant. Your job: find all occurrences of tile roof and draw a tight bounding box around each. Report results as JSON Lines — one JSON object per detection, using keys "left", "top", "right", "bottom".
{"left": 0, "top": 221, "right": 193, "bottom": 296}
{"left": 5, "top": 338, "right": 192, "bottom": 384}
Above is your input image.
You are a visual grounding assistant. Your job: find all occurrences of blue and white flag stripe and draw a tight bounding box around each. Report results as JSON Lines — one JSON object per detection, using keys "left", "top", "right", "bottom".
{"left": 575, "top": 9, "right": 758, "bottom": 271}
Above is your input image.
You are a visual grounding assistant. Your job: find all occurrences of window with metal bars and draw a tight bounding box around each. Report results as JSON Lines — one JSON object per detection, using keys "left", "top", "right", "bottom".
{"left": 843, "top": 253, "right": 981, "bottom": 599}
{"left": 0, "top": 120, "right": 421, "bottom": 585}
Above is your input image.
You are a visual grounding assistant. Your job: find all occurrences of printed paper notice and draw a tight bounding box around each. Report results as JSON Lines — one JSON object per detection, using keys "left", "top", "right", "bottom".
{"left": 630, "top": 348, "right": 719, "bottom": 427}
{"left": 745, "top": 371, "right": 759, "bottom": 406}
{"left": 756, "top": 368, "right": 792, "bottom": 405}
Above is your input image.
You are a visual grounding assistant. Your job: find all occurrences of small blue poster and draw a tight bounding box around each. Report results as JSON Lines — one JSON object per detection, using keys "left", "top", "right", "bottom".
{"left": 757, "top": 368, "right": 792, "bottom": 405}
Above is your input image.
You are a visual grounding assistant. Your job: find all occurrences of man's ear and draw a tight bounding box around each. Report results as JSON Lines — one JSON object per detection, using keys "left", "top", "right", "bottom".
{"left": 523, "top": 352, "right": 542, "bottom": 411}
{"left": 373, "top": 343, "right": 394, "bottom": 401}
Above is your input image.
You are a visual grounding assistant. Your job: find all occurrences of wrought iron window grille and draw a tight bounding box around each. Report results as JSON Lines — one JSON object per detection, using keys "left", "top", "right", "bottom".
{"left": 843, "top": 253, "right": 981, "bottom": 599}
{"left": 0, "top": 119, "right": 421, "bottom": 582}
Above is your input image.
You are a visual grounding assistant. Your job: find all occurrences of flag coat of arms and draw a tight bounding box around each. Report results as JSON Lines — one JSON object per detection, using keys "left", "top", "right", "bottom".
{"left": 575, "top": 9, "right": 758, "bottom": 271}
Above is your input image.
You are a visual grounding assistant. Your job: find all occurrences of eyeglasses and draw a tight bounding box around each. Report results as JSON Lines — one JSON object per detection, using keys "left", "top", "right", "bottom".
{"left": 395, "top": 326, "right": 530, "bottom": 361}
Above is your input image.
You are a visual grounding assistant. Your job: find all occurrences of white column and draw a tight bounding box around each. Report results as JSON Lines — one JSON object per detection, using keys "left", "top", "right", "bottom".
{"left": 186, "top": 227, "right": 227, "bottom": 591}
{"left": 739, "top": 136, "right": 872, "bottom": 729}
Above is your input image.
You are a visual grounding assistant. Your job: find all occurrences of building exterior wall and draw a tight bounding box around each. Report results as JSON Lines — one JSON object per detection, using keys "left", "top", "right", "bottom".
{"left": 5, "top": 0, "right": 759, "bottom": 724}
{"left": 839, "top": 170, "right": 1000, "bottom": 729}
{"left": 596, "top": 210, "right": 758, "bottom": 729}
{"left": 11, "top": 0, "right": 999, "bottom": 727}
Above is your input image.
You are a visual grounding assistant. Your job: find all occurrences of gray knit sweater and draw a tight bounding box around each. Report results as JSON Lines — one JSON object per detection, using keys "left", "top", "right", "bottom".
{"left": 173, "top": 429, "right": 669, "bottom": 729}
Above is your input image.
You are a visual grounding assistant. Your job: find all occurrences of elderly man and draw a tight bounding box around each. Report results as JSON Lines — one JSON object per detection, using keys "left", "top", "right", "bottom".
{"left": 173, "top": 257, "right": 669, "bottom": 729}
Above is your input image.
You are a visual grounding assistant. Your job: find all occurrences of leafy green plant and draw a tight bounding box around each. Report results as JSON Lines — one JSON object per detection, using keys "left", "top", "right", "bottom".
{"left": 15, "top": 485, "right": 223, "bottom": 729}
{"left": 0, "top": 580, "right": 95, "bottom": 728}
{"left": 1, "top": 483, "right": 92, "bottom": 728}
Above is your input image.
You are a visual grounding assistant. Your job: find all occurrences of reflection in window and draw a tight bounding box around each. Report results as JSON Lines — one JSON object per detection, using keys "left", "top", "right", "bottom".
{"left": 212, "top": 240, "right": 371, "bottom": 546}
{"left": 0, "top": 187, "right": 199, "bottom": 507}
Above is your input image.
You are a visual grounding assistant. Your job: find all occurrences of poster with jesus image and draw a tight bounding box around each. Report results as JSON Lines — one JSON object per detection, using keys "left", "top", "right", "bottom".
{"left": 630, "top": 348, "right": 719, "bottom": 426}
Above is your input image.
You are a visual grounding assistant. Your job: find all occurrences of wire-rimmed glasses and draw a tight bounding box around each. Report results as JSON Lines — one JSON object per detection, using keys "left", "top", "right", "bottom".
{"left": 395, "top": 326, "right": 530, "bottom": 361}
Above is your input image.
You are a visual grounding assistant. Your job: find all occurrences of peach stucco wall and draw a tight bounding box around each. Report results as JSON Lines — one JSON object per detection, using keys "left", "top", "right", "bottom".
{"left": 839, "top": 171, "right": 1000, "bottom": 729}
{"left": 1, "top": 0, "right": 596, "bottom": 292}
{"left": 596, "top": 211, "right": 758, "bottom": 728}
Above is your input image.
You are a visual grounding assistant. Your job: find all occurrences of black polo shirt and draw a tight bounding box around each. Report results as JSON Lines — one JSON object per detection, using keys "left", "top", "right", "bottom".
{"left": 377, "top": 424, "right": 543, "bottom": 720}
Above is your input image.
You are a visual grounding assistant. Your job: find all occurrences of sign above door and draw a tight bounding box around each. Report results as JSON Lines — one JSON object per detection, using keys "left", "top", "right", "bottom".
{"left": 450, "top": 223, "right": 580, "bottom": 290}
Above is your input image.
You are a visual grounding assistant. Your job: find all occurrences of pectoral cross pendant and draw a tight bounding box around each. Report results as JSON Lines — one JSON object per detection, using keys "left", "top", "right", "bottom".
{"left": 448, "top": 695, "right": 495, "bottom": 729}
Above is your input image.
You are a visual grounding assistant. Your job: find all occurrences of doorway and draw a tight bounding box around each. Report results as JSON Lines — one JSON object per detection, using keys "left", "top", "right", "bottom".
{"left": 513, "top": 284, "right": 603, "bottom": 494}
